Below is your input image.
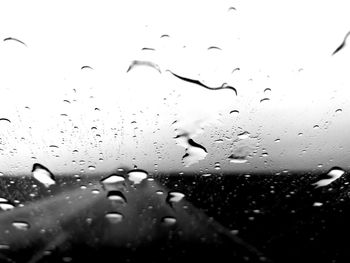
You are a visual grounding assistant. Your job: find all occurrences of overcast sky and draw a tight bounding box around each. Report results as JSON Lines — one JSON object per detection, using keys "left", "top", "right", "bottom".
{"left": 0, "top": 0, "right": 349, "bottom": 176}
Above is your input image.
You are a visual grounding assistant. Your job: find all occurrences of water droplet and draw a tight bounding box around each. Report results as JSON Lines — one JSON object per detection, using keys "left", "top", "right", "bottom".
{"left": 335, "top": 108, "right": 342, "bottom": 113}
{"left": 214, "top": 162, "right": 221, "bottom": 170}
{"left": 126, "top": 60, "right": 161, "bottom": 73}
{"left": 0, "top": 202, "right": 14, "bottom": 211}
{"left": 229, "top": 110, "right": 240, "bottom": 117}
{"left": 228, "top": 154, "right": 248, "bottom": 164}
{"left": 12, "top": 221, "right": 30, "bottom": 230}
{"left": 230, "top": 230, "right": 239, "bottom": 235}
{"left": 107, "top": 191, "right": 127, "bottom": 203}
{"left": 161, "top": 216, "right": 177, "bottom": 226}
{"left": 105, "top": 212, "right": 124, "bottom": 224}
{"left": 141, "top": 47, "right": 155, "bottom": 51}
{"left": 0, "top": 118, "right": 11, "bottom": 125}
{"left": 62, "top": 256, "right": 73, "bottom": 262}
{"left": 31, "top": 163, "right": 56, "bottom": 187}
{"left": 260, "top": 98, "right": 270, "bottom": 103}
{"left": 81, "top": 65, "right": 93, "bottom": 70}
{"left": 274, "top": 139, "right": 280, "bottom": 142}
{"left": 0, "top": 244, "right": 10, "bottom": 249}
{"left": 101, "top": 174, "right": 125, "bottom": 184}
{"left": 313, "top": 125, "right": 320, "bottom": 129}
{"left": 175, "top": 134, "right": 208, "bottom": 167}
{"left": 264, "top": 88, "right": 272, "bottom": 94}
{"left": 261, "top": 152, "right": 269, "bottom": 157}
{"left": 127, "top": 169, "right": 148, "bottom": 184}
{"left": 207, "top": 46, "right": 222, "bottom": 51}
{"left": 313, "top": 202, "right": 323, "bottom": 207}
{"left": 313, "top": 167, "right": 345, "bottom": 188}
{"left": 91, "top": 189, "right": 100, "bottom": 194}
{"left": 237, "top": 131, "right": 250, "bottom": 140}
{"left": 3, "top": 37, "right": 27, "bottom": 46}
{"left": 202, "top": 173, "right": 212, "bottom": 177}
{"left": 166, "top": 191, "right": 185, "bottom": 207}
{"left": 49, "top": 145, "right": 59, "bottom": 149}
{"left": 156, "top": 190, "right": 164, "bottom": 195}
{"left": 88, "top": 165, "right": 96, "bottom": 171}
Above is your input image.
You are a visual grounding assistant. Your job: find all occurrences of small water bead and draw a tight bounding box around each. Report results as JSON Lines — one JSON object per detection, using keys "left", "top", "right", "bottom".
{"left": 229, "top": 110, "right": 239, "bottom": 117}
{"left": 0, "top": 202, "right": 14, "bottom": 211}
{"left": 161, "top": 216, "right": 177, "bottom": 226}
{"left": 107, "top": 191, "right": 127, "bottom": 203}
{"left": 12, "top": 221, "right": 30, "bottom": 231}
{"left": 0, "top": 244, "right": 10, "bottom": 250}
{"left": 237, "top": 131, "right": 250, "bottom": 140}
{"left": 167, "top": 192, "right": 185, "bottom": 203}
{"left": 335, "top": 108, "right": 342, "bottom": 114}
{"left": 101, "top": 174, "right": 125, "bottom": 184}
{"left": 88, "top": 166, "right": 96, "bottom": 171}
{"left": 127, "top": 169, "right": 148, "bottom": 184}
{"left": 105, "top": 212, "right": 124, "bottom": 224}
{"left": 228, "top": 154, "right": 248, "bottom": 164}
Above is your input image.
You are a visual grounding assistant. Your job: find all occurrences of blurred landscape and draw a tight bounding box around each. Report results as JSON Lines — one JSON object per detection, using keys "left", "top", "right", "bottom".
{"left": 0, "top": 169, "right": 349, "bottom": 262}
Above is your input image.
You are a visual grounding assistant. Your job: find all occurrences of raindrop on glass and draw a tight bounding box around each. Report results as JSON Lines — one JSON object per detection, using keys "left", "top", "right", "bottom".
{"left": 229, "top": 110, "right": 239, "bottom": 118}
{"left": 107, "top": 190, "right": 127, "bottom": 203}
{"left": 0, "top": 244, "right": 10, "bottom": 250}
{"left": 127, "top": 169, "right": 148, "bottom": 184}
{"left": 260, "top": 98, "right": 270, "bottom": 103}
{"left": 12, "top": 221, "right": 30, "bottom": 231}
{"left": 228, "top": 154, "right": 248, "bottom": 164}
{"left": 335, "top": 108, "right": 342, "bottom": 114}
{"left": 161, "top": 216, "right": 177, "bottom": 226}
{"left": 31, "top": 163, "right": 56, "bottom": 187}
{"left": 105, "top": 212, "right": 124, "bottom": 224}
{"left": 166, "top": 191, "right": 185, "bottom": 206}
{"left": 101, "top": 174, "right": 125, "bottom": 184}
{"left": 88, "top": 165, "right": 96, "bottom": 171}
{"left": 313, "top": 167, "right": 345, "bottom": 188}
{"left": 0, "top": 202, "right": 14, "bottom": 211}
{"left": 238, "top": 131, "right": 250, "bottom": 140}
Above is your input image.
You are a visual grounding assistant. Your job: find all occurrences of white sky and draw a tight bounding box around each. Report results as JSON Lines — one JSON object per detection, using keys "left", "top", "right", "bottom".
{"left": 0, "top": 0, "right": 349, "bottom": 175}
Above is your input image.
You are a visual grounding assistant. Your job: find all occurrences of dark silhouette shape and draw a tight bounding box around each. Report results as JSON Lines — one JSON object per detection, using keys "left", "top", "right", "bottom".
{"left": 228, "top": 7, "right": 236, "bottom": 11}
{"left": 332, "top": 31, "right": 350, "bottom": 55}
{"left": 167, "top": 70, "right": 237, "bottom": 95}
{"left": 141, "top": 47, "right": 155, "bottom": 51}
{"left": 3, "top": 37, "right": 27, "bottom": 47}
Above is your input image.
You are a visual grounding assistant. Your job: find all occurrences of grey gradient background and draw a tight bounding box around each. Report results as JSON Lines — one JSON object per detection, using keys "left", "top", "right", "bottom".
{"left": 0, "top": 0, "right": 349, "bottom": 175}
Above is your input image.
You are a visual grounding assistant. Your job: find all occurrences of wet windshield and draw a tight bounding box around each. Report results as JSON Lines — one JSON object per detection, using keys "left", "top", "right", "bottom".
{"left": 0, "top": 1, "right": 349, "bottom": 262}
